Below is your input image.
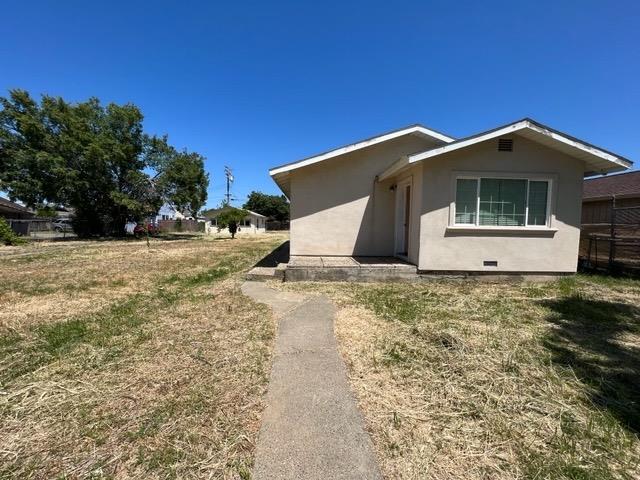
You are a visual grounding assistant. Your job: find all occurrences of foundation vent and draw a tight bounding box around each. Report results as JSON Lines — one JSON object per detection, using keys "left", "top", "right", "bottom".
{"left": 483, "top": 260, "right": 498, "bottom": 267}
{"left": 498, "top": 138, "right": 513, "bottom": 152}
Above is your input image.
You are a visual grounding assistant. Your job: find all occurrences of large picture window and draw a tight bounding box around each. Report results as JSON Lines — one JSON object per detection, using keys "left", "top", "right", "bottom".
{"left": 454, "top": 177, "right": 550, "bottom": 227}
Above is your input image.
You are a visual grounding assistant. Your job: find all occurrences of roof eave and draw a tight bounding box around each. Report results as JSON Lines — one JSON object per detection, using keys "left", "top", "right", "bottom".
{"left": 377, "top": 155, "right": 410, "bottom": 182}
{"left": 271, "top": 171, "right": 291, "bottom": 199}
{"left": 407, "top": 119, "right": 632, "bottom": 174}
{"left": 269, "top": 124, "right": 455, "bottom": 177}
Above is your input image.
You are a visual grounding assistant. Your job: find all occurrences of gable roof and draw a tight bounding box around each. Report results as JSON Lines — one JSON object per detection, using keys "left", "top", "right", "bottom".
{"left": 269, "top": 124, "right": 455, "bottom": 177}
{"left": 583, "top": 170, "right": 640, "bottom": 200}
{"left": 405, "top": 118, "right": 632, "bottom": 176}
{"left": 0, "top": 196, "right": 34, "bottom": 216}
{"left": 202, "top": 206, "right": 266, "bottom": 219}
{"left": 269, "top": 124, "right": 455, "bottom": 196}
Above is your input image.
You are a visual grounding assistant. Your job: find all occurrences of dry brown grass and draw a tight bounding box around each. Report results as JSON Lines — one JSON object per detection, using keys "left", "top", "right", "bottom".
{"left": 0, "top": 233, "right": 287, "bottom": 479}
{"left": 278, "top": 277, "right": 640, "bottom": 480}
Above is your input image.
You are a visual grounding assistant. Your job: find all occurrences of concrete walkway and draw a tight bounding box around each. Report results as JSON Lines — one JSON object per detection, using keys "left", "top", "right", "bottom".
{"left": 241, "top": 282, "right": 382, "bottom": 480}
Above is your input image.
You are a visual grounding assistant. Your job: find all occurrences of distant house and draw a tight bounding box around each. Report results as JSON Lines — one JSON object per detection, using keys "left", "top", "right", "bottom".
{"left": 582, "top": 171, "right": 640, "bottom": 225}
{"left": 202, "top": 207, "right": 266, "bottom": 235}
{"left": 0, "top": 197, "right": 35, "bottom": 220}
{"left": 155, "top": 203, "right": 191, "bottom": 222}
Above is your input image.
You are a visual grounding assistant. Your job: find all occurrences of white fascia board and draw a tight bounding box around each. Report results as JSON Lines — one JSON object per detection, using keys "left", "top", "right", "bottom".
{"left": 525, "top": 121, "right": 631, "bottom": 169}
{"left": 377, "top": 156, "right": 410, "bottom": 182}
{"left": 408, "top": 120, "right": 631, "bottom": 170}
{"left": 269, "top": 126, "right": 455, "bottom": 176}
{"left": 409, "top": 122, "right": 529, "bottom": 163}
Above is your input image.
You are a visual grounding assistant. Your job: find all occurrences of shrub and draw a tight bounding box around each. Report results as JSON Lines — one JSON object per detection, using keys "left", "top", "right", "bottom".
{"left": 0, "top": 218, "right": 25, "bottom": 245}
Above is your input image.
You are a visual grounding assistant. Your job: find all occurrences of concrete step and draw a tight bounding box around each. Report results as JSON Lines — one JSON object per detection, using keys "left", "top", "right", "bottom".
{"left": 245, "top": 264, "right": 286, "bottom": 282}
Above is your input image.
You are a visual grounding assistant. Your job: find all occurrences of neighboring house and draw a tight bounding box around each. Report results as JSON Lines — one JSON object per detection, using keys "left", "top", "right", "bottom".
{"left": 155, "top": 203, "right": 190, "bottom": 222}
{"left": 269, "top": 118, "right": 632, "bottom": 274}
{"left": 582, "top": 170, "right": 640, "bottom": 225}
{"left": 0, "top": 197, "right": 35, "bottom": 220}
{"left": 202, "top": 207, "right": 267, "bottom": 235}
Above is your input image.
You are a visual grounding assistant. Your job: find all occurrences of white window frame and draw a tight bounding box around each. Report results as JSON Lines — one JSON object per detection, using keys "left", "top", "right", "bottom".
{"left": 451, "top": 172, "right": 554, "bottom": 229}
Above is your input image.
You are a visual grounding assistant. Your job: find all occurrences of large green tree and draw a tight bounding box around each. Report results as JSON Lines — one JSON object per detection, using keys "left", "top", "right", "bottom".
{"left": 243, "top": 191, "right": 289, "bottom": 221}
{"left": 0, "top": 89, "right": 209, "bottom": 236}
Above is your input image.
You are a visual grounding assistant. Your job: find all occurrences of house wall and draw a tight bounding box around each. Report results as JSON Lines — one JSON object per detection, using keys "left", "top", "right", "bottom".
{"left": 289, "top": 135, "right": 442, "bottom": 256}
{"left": 206, "top": 214, "right": 266, "bottom": 236}
{"left": 238, "top": 215, "right": 266, "bottom": 234}
{"left": 156, "top": 203, "right": 187, "bottom": 222}
{"left": 418, "top": 135, "right": 584, "bottom": 273}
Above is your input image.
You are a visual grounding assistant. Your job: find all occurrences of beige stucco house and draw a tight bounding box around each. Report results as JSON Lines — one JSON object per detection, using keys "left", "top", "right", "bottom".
{"left": 270, "top": 119, "right": 632, "bottom": 274}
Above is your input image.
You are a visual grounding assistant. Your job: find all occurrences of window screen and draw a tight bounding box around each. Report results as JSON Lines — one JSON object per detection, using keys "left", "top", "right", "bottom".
{"left": 479, "top": 178, "right": 527, "bottom": 226}
{"left": 527, "top": 181, "right": 549, "bottom": 226}
{"left": 455, "top": 178, "right": 478, "bottom": 224}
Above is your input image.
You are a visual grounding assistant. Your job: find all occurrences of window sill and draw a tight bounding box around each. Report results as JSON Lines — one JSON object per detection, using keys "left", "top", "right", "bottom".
{"left": 446, "top": 226, "right": 558, "bottom": 236}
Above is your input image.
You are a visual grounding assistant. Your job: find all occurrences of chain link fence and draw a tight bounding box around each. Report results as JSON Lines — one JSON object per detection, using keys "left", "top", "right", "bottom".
{"left": 7, "top": 218, "right": 77, "bottom": 240}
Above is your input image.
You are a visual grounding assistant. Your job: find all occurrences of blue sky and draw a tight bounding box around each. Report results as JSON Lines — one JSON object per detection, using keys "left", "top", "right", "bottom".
{"left": 2, "top": 0, "right": 638, "bottom": 208}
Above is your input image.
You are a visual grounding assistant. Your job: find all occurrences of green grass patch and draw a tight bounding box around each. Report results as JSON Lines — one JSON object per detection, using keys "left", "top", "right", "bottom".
{"left": 136, "top": 445, "right": 184, "bottom": 478}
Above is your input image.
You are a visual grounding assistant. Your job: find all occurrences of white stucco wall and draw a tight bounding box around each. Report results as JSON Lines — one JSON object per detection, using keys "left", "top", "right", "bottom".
{"left": 289, "top": 135, "right": 442, "bottom": 256}
{"left": 206, "top": 213, "right": 266, "bottom": 236}
{"left": 156, "top": 203, "right": 187, "bottom": 222}
{"left": 417, "top": 135, "right": 584, "bottom": 273}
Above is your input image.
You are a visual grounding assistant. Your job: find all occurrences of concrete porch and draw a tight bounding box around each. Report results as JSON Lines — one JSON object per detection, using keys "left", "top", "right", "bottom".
{"left": 285, "top": 255, "right": 417, "bottom": 282}
{"left": 244, "top": 245, "right": 565, "bottom": 283}
{"left": 245, "top": 241, "right": 419, "bottom": 282}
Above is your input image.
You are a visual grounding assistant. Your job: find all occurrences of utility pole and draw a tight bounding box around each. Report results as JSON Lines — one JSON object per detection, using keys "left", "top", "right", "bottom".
{"left": 224, "top": 166, "right": 234, "bottom": 206}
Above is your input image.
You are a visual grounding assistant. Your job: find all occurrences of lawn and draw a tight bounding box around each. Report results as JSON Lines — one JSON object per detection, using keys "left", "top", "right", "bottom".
{"left": 4, "top": 237, "right": 639, "bottom": 480}
{"left": 0, "top": 233, "right": 287, "bottom": 479}
{"left": 278, "top": 275, "right": 640, "bottom": 480}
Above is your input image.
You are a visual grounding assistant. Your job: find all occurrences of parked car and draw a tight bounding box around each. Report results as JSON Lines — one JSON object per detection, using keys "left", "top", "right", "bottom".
{"left": 133, "top": 223, "right": 158, "bottom": 237}
{"left": 52, "top": 218, "right": 74, "bottom": 232}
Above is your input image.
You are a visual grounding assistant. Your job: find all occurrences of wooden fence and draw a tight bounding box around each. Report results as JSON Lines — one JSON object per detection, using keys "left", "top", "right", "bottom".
{"left": 580, "top": 197, "right": 640, "bottom": 275}
{"left": 157, "top": 219, "right": 204, "bottom": 233}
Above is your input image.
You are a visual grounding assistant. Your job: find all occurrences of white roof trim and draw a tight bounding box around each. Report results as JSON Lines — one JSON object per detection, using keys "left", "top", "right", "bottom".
{"left": 378, "top": 155, "right": 410, "bottom": 182}
{"left": 408, "top": 119, "right": 632, "bottom": 171}
{"left": 246, "top": 210, "right": 267, "bottom": 218}
{"left": 269, "top": 125, "right": 455, "bottom": 176}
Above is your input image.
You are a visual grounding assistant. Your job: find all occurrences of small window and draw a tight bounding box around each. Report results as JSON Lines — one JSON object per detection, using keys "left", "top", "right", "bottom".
{"left": 455, "top": 178, "right": 478, "bottom": 225}
{"left": 527, "top": 181, "right": 549, "bottom": 226}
